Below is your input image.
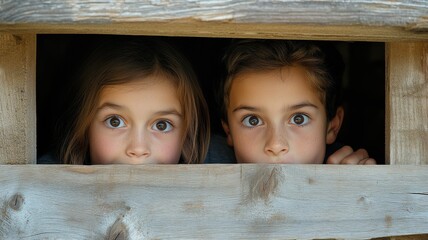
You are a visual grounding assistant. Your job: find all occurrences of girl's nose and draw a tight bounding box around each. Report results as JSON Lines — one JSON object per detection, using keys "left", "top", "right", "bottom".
{"left": 126, "top": 130, "right": 150, "bottom": 158}
{"left": 264, "top": 127, "right": 288, "bottom": 156}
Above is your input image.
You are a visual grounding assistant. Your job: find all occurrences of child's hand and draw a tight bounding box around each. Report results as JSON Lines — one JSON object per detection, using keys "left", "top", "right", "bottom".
{"left": 326, "top": 146, "right": 376, "bottom": 165}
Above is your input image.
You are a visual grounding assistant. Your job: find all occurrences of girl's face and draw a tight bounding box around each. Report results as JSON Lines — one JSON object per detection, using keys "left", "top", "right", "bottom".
{"left": 224, "top": 66, "right": 333, "bottom": 164}
{"left": 88, "top": 77, "right": 184, "bottom": 164}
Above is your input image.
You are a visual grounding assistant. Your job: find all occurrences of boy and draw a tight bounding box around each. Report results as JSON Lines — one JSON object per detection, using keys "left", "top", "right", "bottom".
{"left": 218, "top": 39, "right": 376, "bottom": 164}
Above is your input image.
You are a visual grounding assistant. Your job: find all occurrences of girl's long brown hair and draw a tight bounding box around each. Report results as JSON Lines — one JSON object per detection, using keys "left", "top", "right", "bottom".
{"left": 60, "top": 37, "right": 210, "bottom": 164}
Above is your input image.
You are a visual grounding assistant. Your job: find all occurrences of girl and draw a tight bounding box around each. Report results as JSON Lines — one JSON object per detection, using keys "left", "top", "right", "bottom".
{"left": 59, "top": 37, "right": 210, "bottom": 164}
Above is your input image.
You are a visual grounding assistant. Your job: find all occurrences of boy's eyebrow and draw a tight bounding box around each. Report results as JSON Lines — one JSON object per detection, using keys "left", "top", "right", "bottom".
{"left": 232, "top": 102, "right": 319, "bottom": 113}
{"left": 288, "top": 102, "right": 319, "bottom": 111}
{"left": 232, "top": 105, "right": 259, "bottom": 113}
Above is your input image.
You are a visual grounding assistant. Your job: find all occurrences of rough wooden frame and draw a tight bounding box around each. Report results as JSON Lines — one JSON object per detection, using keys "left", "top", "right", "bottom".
{"left": 0, "top": 34, "right": 36, "bottom": 164}
{"left": 1, "top": 164, "right": 428, "bottom": 239}
{"left": 0, "top": 0, "right": 427, "bottom": 239}
{"left": 386, "top": 42, "right": 428, "bottom": 165}
{"left": 0, "top": 1, "right": 428, "bottom": 41}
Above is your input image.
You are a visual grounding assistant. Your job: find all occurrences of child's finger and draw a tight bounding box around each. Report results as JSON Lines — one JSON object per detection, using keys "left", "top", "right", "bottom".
{"left": 326, "top": 145, "right": 354, "bottom": 164}
{"left": 339, "top": 148, "right": 370, "bottom": 165}
{"left": 360, "top": 157, "right": 377, "bottom": 165}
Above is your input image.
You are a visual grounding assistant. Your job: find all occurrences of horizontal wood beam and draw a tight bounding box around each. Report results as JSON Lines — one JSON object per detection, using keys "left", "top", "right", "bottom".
{"left": 0, "top": 1, "right": 427, "bottom": 28}
{"left": 2, "top": 23, "right": 428, "bottom": 42}
{"left": 1, "top": 1, "right": 428, "bottom": 41}
{"left": 1, "top": 164, "right": 428, "bottom": 239}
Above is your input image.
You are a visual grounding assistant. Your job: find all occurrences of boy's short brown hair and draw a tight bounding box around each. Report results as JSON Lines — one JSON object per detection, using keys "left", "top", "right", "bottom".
{"left": 221, "top": 39, "right": 343, "bottom": 121}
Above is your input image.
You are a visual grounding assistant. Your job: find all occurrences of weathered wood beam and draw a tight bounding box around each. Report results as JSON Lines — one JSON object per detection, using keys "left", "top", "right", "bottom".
{"left": 0, "top": 34, "right": 36, "bottom": 164}
{"left": 3, "top": 23, "right": 428, "bottom": 42}
{"left": 1, "top": 165, "right": 427, "bottom": 239}
{"left": 0, "top": 1, "right": 428, "bottom": 41}
{"left": 0, "top": 1, "right": 427, "bottom": 28}
{"left": 386, "top": 42, "right": 428, "bottom": 165}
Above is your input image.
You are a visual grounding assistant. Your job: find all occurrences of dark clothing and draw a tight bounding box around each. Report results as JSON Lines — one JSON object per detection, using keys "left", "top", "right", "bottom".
{"left": 37, "top": 152, "right": 60, "bottom": 164}
{"left": 204, "top": 134, "right": 236, "bottom": 164}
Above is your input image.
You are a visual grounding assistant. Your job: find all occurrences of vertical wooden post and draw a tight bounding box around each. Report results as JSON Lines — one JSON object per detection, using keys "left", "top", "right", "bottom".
{"left": 386, "top": 42, "right": 428, "bottom": 165}
{"left": 0, "top": 34, "right": 36, "bottom": 164}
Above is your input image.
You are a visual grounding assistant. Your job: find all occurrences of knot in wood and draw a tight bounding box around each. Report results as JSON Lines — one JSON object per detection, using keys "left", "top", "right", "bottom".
{"left": 248, "top": 166, "right": 283, "bottom": 203}
{"left": 8, "top": 193, "right": 24, "bottom": 211}
{"left": 107, "top": 217, "right": 129, "bottom": 240}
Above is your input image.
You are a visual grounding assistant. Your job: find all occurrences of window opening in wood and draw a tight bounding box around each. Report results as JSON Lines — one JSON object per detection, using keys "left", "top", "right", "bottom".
{"left": 36, "top": 34, "right": 385, "bottom": 164}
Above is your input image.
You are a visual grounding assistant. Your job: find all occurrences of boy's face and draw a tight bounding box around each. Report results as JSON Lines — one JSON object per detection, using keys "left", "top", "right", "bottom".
{"left": 88, "top": 78, "right": 184, "bottom": 165}
{"left": 223, "top": 66, "right": 337, "bottom": 164}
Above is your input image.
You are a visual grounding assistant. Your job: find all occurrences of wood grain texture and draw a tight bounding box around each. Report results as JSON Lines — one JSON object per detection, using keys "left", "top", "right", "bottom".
{"left": 386, "top": 42, "right": 428, "bottom": 165}
{"left": 0, "top": 1, "right": 427, "bottom": 27}
{"left": 3, "top": 23, "right": 428, "bottom": 42}
{"left": 0, "top": 34, "right": 36, "bottom": 164}
{"left": 0, "top": 1, "right": 428, "bottom": 40}
{"left": 1, "top": 164, "right": 428, "bottom": 239}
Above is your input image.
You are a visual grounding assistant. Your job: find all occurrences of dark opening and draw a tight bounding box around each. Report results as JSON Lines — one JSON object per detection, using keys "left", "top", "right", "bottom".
{"left": 36, "top": 34, "right": 385, "bottom": 164}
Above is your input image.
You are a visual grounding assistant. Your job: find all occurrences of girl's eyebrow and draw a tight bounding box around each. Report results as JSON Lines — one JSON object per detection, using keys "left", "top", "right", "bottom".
{"left": 96, "top": 102, "right": 123, "bottom": 111}
{"left": 153, "top": 109, "right": 183, "bottom": 117}
{"left": 97, "top": 103, "right": 182, "bottom": 117}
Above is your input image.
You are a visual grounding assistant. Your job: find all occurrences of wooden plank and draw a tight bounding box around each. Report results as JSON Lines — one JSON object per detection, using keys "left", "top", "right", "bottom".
{"left": 1, "top": 164, "right": 428, "bottom": 239}
{"left": 0, "top": 1, "right": 428, "bottom": 41}
{"left": 0, "top": 34, "right": 36, "bottom": 164}
{"left": 386, "top": 42, "right": 428, "bottom": 165}
{"left": 0, "top": 1, "right": 427, "bottom": 28}
{"left": 3, "top": 23, "right": 428, "bottom": 42}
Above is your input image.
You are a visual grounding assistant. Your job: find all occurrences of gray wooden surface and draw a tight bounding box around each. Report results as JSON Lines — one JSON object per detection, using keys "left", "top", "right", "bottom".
{"left": 0, "top": 34, "right": 36, "bottom": 164}
{"left": 1, "top": 164, "right": 427, "bottom": 239}
{"left": 0, "top": 1, "right": 427, "bottom": 28}
{"left": 386, "top": 42, "right": 428, "bottom": 165}
{"left": 1, "top": 1, "right": 428, "bottom": 41}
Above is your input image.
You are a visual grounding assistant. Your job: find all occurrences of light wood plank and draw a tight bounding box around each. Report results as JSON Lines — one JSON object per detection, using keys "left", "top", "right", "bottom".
{"left": 3, "top": 23, "right": 428, "bottom": 42}
{"left": 1, "top": 164, "right": 428, "bottom": 239}
{"left": 0, "top": 1, "right": 428, "bottom": 41}
{"left": 386, "top": 42, "right": 428, "bottom": 165}
{"left": 0, "top": 1, "right": 427, "bottom": 28}
{"left": 0, "top": 34, "right": 36, "bottom": 164}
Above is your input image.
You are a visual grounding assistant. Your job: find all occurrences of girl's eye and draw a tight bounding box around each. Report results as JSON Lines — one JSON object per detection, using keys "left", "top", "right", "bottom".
{"left": 290, "top": 114, "right": 309, "bottom": 126}
{"left": 105, "top": 115, "right": 126, "bottom": 128}
{"left": 242, "top": 115, "right": 263, "bottom": 127}
{"left": 152, "top": 120, "right": 173, "bottom": 132}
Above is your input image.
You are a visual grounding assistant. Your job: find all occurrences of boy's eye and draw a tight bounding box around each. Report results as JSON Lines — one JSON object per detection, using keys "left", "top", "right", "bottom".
{"left": 290, "top": 114, "right": 309, "bottom": 126}
{"left": 242, "top": 115, "right": 263, "bottom": 127}
{"left": 105, "top": 116, "right": 126, "bottom": 128}
{"left": 152, "top": 120, "right": 173, "bottom": 132}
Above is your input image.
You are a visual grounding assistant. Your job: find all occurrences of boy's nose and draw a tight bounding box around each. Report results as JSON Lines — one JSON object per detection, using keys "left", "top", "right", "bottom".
{"left": 126, "top": 130, "right": 150, "bottom": 158}
{"left": 264, "top": 127, "right": 288, "bottom": 156}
